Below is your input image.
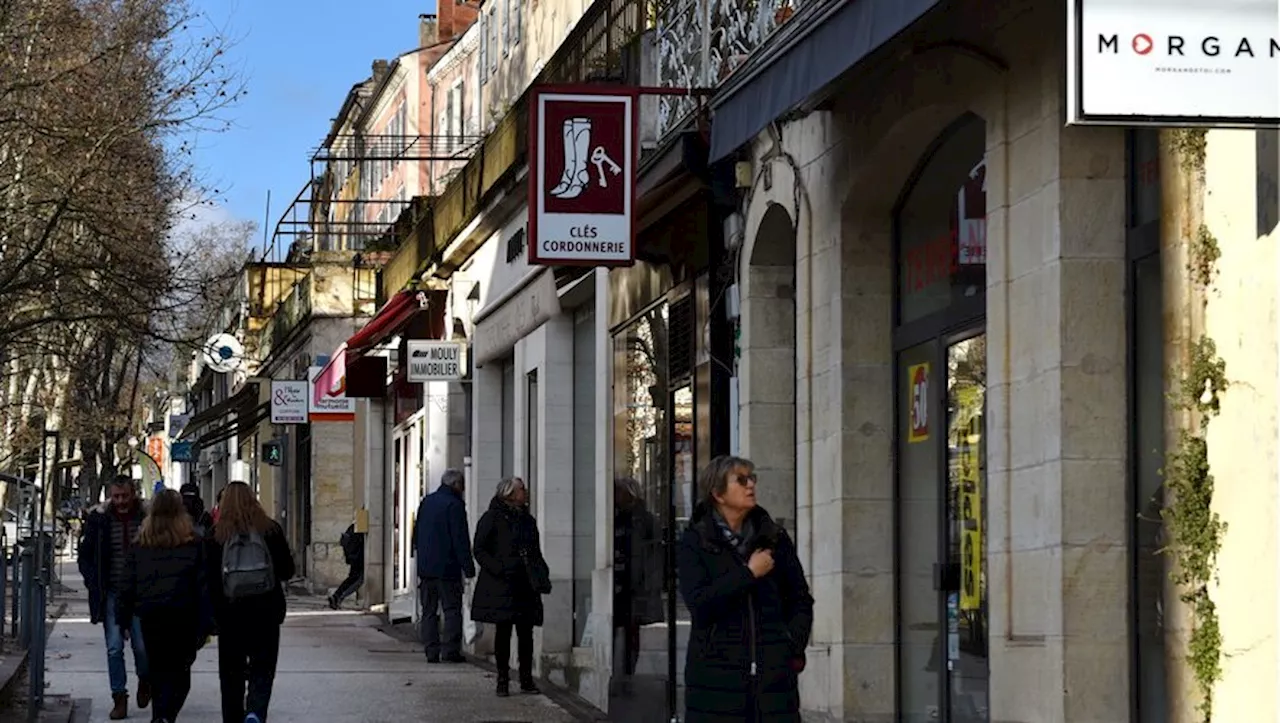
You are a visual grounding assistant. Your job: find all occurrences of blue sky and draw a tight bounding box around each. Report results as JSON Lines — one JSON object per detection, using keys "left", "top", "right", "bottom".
{"left": 187, "top": 0, "right": 435, "bottom": 237}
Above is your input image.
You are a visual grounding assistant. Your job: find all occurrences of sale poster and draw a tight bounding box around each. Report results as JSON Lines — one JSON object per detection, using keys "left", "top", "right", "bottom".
{"left": 908, "top": 362, "right": 930, "bottom": 443}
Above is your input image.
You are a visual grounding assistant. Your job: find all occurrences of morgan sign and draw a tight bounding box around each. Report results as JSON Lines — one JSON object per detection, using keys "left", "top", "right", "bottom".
{"left": 529, "top": 86, "right": 636, "bottom": 266}
{"left": 1068, "top": 0, "right": 1280, "bottom": 125}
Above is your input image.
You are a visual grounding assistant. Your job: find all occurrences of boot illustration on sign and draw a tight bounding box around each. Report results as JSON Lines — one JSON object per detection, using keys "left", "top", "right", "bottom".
{"left": 591, "top": 146, "right": 621, "bottom": 187}
{"left": 550, "top": 117, "right": 592, "bottom": 199}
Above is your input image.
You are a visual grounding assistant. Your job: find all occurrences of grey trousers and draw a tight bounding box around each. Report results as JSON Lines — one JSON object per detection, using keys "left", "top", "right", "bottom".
{"left": 419, "top": 578, "right": 464, "bottom": 658}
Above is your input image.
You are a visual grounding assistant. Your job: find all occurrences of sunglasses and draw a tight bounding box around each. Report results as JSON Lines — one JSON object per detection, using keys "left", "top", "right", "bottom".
{"left": 732, "top": 472, "right": 758, "bottom": 485}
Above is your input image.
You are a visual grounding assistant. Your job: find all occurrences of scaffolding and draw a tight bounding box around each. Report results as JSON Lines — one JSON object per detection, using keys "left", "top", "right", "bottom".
{"left": 262, "top": 133, "right": 486, "bottom": 263}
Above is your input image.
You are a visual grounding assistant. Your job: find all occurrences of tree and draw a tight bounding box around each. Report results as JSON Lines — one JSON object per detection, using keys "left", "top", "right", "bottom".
{"left": 0, "top": 0, "right": 247, "bottom": 506}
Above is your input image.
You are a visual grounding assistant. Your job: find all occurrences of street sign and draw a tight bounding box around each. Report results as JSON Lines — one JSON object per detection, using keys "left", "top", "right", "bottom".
{"left": 270, "top": 380, "right": 308, "bottom": 424}
{"left": 170, "top": 441, "right": 194, "bottom": 462}
{"left": 529, "top": 86, "right": 636, "bottom": 266}
{"left": 406, "top": 341, "right": 466, "bottom": 382}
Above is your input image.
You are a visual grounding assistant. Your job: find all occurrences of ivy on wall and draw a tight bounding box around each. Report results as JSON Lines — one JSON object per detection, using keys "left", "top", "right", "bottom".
{"left": 1163, "top": 218, "right": 1227, "bottom": 722}
{"left": 1170, "top": 129, "right": 1208, "bottom": 175}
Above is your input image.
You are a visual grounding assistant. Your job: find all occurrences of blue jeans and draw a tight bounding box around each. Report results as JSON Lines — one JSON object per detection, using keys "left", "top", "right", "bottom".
{"left": 102, "top": 592, "right": 148, "bottom": 694}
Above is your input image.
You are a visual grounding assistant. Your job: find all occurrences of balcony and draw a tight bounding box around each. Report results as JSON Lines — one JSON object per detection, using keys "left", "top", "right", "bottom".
{"left": 655, "top": 0, "right": 807, "bottom": 136}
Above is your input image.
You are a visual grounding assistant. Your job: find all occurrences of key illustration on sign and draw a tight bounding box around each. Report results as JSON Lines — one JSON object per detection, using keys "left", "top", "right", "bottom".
{"left": 591, "top": 146, "right": 621, "bottom": 187}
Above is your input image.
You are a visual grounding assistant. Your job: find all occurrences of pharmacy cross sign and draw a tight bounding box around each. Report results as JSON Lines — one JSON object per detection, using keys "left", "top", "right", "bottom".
{"left": 528, "top": 85, "right": 637, "bottom": 267}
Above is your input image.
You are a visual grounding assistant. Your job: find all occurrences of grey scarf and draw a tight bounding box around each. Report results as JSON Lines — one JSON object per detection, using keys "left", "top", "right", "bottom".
{"left": 711, "top": 508, "right": 755, "bottom": 559}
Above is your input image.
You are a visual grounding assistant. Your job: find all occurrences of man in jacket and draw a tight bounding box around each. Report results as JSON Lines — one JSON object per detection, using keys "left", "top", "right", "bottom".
{"left": 77, "top": 475, "right": 150, "bottom": 720}
{"left": 179, "top": 482, "right": 214, "bottom": 538}
{"left": 329, "top": 522, "right": 365, "bottom": 609}
{"left": 412, "top": 468, "right": 475, "bottom": 663}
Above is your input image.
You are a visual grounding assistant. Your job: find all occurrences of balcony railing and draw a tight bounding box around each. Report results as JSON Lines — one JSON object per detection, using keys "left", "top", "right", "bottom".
{"left": 655, "top": 0, "right": 807, "bottom": 136}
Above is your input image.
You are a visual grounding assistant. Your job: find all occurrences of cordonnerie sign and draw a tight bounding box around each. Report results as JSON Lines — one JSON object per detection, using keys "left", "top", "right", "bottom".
{"left": 406, "top": 341, "right": 466, "bottom": 382}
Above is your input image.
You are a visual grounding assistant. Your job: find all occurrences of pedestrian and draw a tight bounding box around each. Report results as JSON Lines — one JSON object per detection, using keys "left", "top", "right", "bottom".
{"left": 211, "top": 487, "right": 223, "bottom": 526}
{"left": 206, "top": 481, "right": 295, "bottom": 723}
{"left": 76, "top": 475, "right": 151, "bottom": 720}
{"left": 678, "top": 456, "right": 814, "bottom": 722}
{"left": 613, "top": 477, "right": 662, "bottom": 689}
{"left": 412, "top": 468, "right": 475, "bottom": 663}
{"left": 117, "top": 489, "right": 215, "bottom": 723}
{"left": 471, "top": 477, "right": 551, "bottom": 697}
{"left": 328, "top": 522, "right": 365, "bottom": 609}
{"left": 179, "top": 482, "right": 215, "bottom": 539}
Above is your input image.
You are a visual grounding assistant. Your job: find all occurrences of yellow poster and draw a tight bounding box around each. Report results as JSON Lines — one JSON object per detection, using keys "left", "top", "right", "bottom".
{"left": 907, "top": 363, "right": 929, "bottom": 443}
{"left": 958, "top": 401, "right": 983, "bottom": 612}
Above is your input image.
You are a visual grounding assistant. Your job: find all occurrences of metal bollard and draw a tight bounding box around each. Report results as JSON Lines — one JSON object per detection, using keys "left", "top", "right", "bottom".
{"left": 17, "top": 547, "right": 32, "bottom": 650}
{"left": 28, "top": 580, "right": 46, "bottom": 720}
{"left": 9, "top": 547, "right": 17, "bottom": 638}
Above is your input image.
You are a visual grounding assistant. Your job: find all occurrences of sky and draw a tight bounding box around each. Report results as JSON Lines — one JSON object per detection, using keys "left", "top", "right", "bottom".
{"left": 184, "top": 0, "right": 436, "bottom": 242}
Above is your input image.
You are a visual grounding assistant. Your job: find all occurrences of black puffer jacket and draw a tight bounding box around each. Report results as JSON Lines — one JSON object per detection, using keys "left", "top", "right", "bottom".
{"left": 677, "top": 504, "right": 814, "bottom": 723}
{"left": 117, "top": 541, "right": 214, "bottom": 642}
{"left": 470, "top": 497, "right": 545, "bottom": 626}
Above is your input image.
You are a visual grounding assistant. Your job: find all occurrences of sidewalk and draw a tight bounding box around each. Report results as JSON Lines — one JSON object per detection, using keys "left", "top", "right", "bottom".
{"left": 42, "top": 570, "right": 578, "bottom": 722}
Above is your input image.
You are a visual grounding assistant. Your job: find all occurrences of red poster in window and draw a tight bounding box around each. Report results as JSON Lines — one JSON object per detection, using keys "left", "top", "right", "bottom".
{"left": 146, "top": 436, "right": 164, "bottom": 469}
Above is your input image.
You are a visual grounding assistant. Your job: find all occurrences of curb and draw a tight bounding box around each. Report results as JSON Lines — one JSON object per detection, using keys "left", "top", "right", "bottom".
{"left": 375, "top": 620, "right": 609, "bottom": 722}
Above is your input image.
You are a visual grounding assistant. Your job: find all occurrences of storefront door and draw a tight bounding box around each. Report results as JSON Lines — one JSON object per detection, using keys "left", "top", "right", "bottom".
{"left": 391, "top": 413, "right": 425, "bottom": 622}
{"left": 897, "top": 333, "right": 988, "bottom": 723}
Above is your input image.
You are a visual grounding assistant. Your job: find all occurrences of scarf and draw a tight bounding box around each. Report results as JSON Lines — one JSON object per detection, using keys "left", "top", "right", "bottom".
{"left": 711, "top": 508, "right": 755, "bottom": 559}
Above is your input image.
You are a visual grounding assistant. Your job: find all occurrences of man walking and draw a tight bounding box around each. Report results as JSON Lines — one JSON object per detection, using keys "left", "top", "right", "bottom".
{"left": 329, "top": 522, "right": 365, "bottom": 609}
{"left": 412, "top": 469, "right": 475, "bottom": 663}
{"left": 77, "top": 475, "right": 150, "bottom": 720}
{"left": 179, "top": 482, "right": 215, "bottom": 538}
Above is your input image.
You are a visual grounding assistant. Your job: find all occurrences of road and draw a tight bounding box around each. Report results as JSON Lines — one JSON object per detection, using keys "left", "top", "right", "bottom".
{"left": 40, "top": 569, "right": 576, "bottom": 723}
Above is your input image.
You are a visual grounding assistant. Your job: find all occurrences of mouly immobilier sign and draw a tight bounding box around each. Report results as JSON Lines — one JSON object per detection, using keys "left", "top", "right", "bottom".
{"left": 1067, "top": 0, "right": 1280, "bottom": 126}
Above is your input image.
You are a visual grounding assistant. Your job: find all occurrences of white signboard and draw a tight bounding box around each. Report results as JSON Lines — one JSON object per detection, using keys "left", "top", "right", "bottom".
{"left": 1068, "top": 0, "right": 1280, "bottom": 125}
{"left": 308, "top": 366, "right": 355, "bottom": 418}
{"left": 270, "top": 380, "right": 308, "bottom": 424}
{"left": 407, "top": 341, "right": 467, "bottom": 382}
{"left": 529, "top": 87, "right": 635, "bottom": 266}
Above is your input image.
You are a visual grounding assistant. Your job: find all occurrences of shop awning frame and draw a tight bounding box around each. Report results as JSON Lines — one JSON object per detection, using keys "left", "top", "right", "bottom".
{"left": 177, "top": 383, "right": 259, "bottom": 442}
{"left": 193, "top": 401, "right": 270, "bottom": 450}
{"left": 708, "top": 0, "right": 941, "bottom": 162}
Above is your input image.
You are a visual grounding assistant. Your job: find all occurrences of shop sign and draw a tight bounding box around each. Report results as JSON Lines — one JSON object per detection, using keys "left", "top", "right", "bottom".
{"left": 170, "top": 441, "right": 194, "bottom": 463}
{"left": 406, "top": 341, "right": 467, "bottom": 382}
{"left": 308, "top": 366, "right": 355, "bottom": 421}
{"left": 907, "top": 362, "right": 930, "bottom": 443}
{"left": 1068, "top": 0, "right": 1280, "bottom": 125}
{"left": 270, "top": 380, "right": 308, "bottom": 424}
{"left": 529, "top": 86, "right": 636, "bottom": 266}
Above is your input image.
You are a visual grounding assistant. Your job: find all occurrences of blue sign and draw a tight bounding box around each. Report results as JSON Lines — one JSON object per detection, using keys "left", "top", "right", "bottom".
{"left": 171, "top": 441, "right": 195, "bottom": 462}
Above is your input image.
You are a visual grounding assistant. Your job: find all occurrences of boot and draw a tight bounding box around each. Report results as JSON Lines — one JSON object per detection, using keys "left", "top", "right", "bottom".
{"left": 519, "top": 671, "right": 541, "bottom": 695}
{"left": 550, "top": 118, "right": 592, "bottom": 199}
{"left": 495, "top": 670, "right": 510, "bottom": 698}
{"left": 108, "top": 692, "right": 128, "bottom": 720}
{"left": 137, "top": 678, "right": 151, "bottom": 708}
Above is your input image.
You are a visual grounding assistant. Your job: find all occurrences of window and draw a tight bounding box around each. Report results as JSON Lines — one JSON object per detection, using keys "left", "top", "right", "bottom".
{"left": 487, "top": 7, "right": 499, "bottom": 74}
{"left": 502, "top": 0, "right": 511, "bottom": 56}
{"left": 511, "top": 0, "right": 522, "bottom": 46}
{"left": 479, "top": 16, "right": 488, "bottom": 85}
{"left": 1128, "top": 129, "right": 1166, "bottom": 723}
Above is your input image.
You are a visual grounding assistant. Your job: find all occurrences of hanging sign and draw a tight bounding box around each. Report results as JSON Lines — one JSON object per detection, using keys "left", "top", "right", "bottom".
{"left": 309, "top": 366, "right": 355, "bottom": 422}
{"left": 1067, "top": 0, "right": 1280, "bottom": 126}
{"left": 270, "top": 380, "right": 308, "bottom": 424}
{"left": 407, "top": 341, "right": 467, "bottom": 382}
{"left": 907, "top": 362, "right": 930, "bottom": 443}
{"left": 529, "top": 86, "right": 636, "bottom": 266}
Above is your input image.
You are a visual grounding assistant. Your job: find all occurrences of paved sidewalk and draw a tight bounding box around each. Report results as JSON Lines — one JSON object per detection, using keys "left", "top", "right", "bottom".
{"left": 43, "top": 570, "right": 576, "bottom": 723}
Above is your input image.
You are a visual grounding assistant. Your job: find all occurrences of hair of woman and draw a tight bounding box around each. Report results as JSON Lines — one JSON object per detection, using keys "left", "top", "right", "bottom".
{"left": 698, "top": 455, "right": 755, "bottom": 508}
{"left": 495, "top": 476, "right": 525, "bottom": 502}
{"left": 213, "top": 481, "right": 273, "bottom": 543}
{"left": 137, "top": 489, "right": 195, "bottom": 548}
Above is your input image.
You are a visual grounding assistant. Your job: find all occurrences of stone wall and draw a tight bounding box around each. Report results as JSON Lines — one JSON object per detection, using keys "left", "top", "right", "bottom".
{"left": 309, "top": 417, "right": 356, "bottom": 588}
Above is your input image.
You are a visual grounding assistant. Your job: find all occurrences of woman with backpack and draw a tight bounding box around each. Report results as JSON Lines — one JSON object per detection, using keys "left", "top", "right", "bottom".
{"left": 117, "top": 489, "right": 214, "bottom": 723}
{"left": 206, "top": 481, "right": 295, "bottom": 723}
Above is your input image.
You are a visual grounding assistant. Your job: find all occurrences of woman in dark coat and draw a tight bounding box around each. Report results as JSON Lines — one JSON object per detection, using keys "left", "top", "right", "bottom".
{"left": 118, "top": 489, "right": 214, "bottom": 722}
{"left": 678, "top": 455, "right": 814, "bottom": 723}
{"left": 471, "top": 477, "right": 550, "bottom": 697}
{"left": 206, "top": 481, "right": 296, "bottom": 723}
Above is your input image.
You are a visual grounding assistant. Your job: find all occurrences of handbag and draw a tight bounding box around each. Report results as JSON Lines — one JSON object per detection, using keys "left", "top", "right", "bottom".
{"left": 521, "top": 549, "right": 552, "bottom": 595}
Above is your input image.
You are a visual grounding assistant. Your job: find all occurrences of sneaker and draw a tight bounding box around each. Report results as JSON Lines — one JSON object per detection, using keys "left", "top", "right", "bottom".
{"left": 245, "top": 715, "right": 262, "bottom": 723}
{"left": 327, "top": 595, "right": 339, "bottom": 610}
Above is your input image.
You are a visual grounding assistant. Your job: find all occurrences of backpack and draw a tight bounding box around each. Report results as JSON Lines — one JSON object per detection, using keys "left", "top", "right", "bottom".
{"left": 222, "top": 530, "right": 276, "bottom": 600}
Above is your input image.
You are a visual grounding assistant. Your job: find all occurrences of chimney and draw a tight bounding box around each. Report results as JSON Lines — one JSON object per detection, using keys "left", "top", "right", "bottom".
{"left": 418, "top": 13, "right": 438, "bottom": 48}
{"left": 451, "top": 0, "right": 479, "bottom": 39}
{"left": 437, "top": 0, "right": 454, "bottom": 41}
{"left": 372, "top": 59, "right": 390, "bottom": 82}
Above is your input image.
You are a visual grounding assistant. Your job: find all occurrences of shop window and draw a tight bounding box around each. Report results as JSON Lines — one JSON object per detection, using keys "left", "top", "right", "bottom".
{"left": 1127, "top": 128, "right": 1166, "bottom": 723}
{"left": 896, "top": 115, "right": 988, "bottom": 327}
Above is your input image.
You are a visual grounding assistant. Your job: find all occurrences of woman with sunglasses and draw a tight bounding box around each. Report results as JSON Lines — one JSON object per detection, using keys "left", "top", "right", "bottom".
{"left": 678, "top": 455, "right": 814, "bottom": 723}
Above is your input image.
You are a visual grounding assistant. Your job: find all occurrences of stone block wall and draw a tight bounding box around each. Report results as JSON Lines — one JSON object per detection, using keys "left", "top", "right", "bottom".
{"left": 309, "top": 418, "right": 357, "bottom": 588}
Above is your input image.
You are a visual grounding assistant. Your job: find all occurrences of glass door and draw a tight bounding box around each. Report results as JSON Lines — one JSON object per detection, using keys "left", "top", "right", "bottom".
{"left": 897, "top": 333, "right": 988, "bottom": 723}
